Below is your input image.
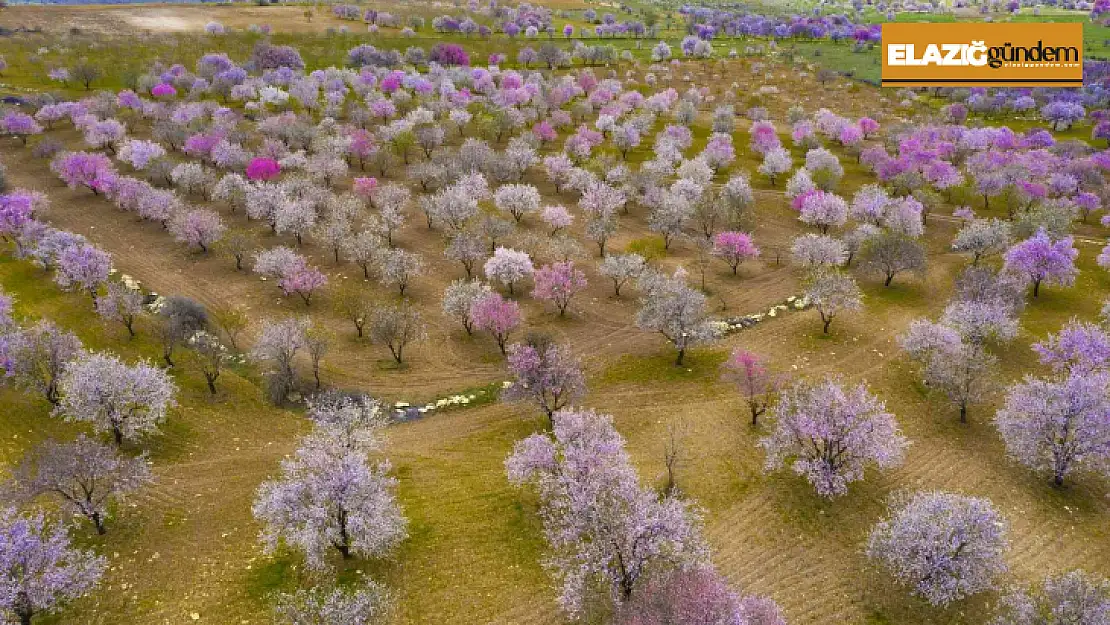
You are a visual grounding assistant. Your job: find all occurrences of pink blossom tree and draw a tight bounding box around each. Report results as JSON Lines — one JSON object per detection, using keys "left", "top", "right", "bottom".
{"left": 50, "top": 152, "right": 117, "bottom": 195}
{"left": 712, "top": 231, "right": 760, "bottom": 275}
{"left": 532, "top": 261, "right": 587, "bottom": 316}
{"left": 470, "top": 292, "right": 522, "bottom": 354}
{"left": 721, "top": 349, "right": 779, "bottom": 426}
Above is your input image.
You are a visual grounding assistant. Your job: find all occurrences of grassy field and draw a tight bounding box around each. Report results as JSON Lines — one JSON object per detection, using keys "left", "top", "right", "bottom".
{"left": 0, "top": 3, "right": 1110, "bottom": 625}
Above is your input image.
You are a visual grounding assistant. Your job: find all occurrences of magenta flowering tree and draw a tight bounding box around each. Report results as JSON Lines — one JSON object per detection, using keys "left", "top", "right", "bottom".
{"left": 532, "top": 120, "right": 558, "bottom": 144}
{"left": 169, "top": 209, "right": 226, "bottom": 253}
{"left": 252, "top": 431, "right": 408, "bottom": 571}
{"left": 429, "top": 43, "right": 471, "bottom": 66}
{"left": 721, "top": 349, "right": 779, "bottom": 426}
{"left": 0, "top": 508, "right": 106, "bottom": 625}
{"left": 502, "top": 340, "right": 586, "bottom": 425}
{"left": 867, "top": 491, "right": 1008, "bottom": 606}
{"left": 1002, "top": 229, "right": 1078, "bottom": 297}
{"left": 246, "top": 157, "right": 281, "bottom": 182}
{"left": 470, "top": 291, "right": 522, "bottom": 354}
{"left": 150, "top": 83, "right": 177, "bottom": 98}
{"left": 55, "top": 352, "right": 177, "bottom": 446}
{"left": 1, "top": 111, "right": 44, "bottom": 145}
{"left": 484, "top": 247, "right": 534, "bottom": 296}
{"left": 55, "top": 243, "right": 111, "bottom": 298}
{"left": 506, "top": 408, "right": 707, "bottom": 618}
{"left": 7, "top": 434, "right": 152, "bottom": 534}
{"left": 50, "top": 152, "right": 117, "bottom": 195}
{"left": 280, "top": 265, "right": 328, "bottom": 306}
{"left": 712, "top": 231, "right": 760, "bottom": 275}
{"left": 760, "top": 376, "right": 907, "bottom": 498}
{"left": 995, "top": 370, "right": 1110, "bottom": 486}
{"left": 532, "top": 261, "right": 587, "bottom": 316}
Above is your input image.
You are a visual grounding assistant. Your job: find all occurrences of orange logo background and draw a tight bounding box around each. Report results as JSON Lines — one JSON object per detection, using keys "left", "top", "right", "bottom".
{"left": 881, "top": 22, "right": 1083, "bottom": 87}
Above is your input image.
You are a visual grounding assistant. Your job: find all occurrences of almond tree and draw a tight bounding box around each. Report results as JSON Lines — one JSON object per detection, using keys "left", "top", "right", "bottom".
{"left": 470, "top": 292, "right": 522, "bottom": 355}
{"left": 0, "top": 321, "right": 83, "bottom": 404}
{"left": 995, "top": 370, "right": 1110, "bottom": 487}
{"left": 804, "top": 268, "right": 862, "bottom": 334}
{"left": 1003, "top": 230, "right": 1078, "bottom": 297}
{"left": 616, "top": 567, "right": 786, "bottom": 625}
{"left": 506, "top": 409, "right": 707, "bottom": 618}
{"left": 55, "top": 352, "right": 177, "bottom": 446}
{"left": 273, "top": 581, "right": 392, "bottom": 625}
{"left": 0, "top": 509, "right": 106, "bottom": 625}
{"left": 859, "top": 231, "right": 927, "bottom": 287}
{"left": 484, "top": 248, "right": 534, "bottom": 296}
{"left": 251, "top": 317, "right": 309, "bottom": 404}
{"left": 992, "top": 570, "right": 1110, "bottom": 625}
{"left": 442, "top": 279, "right": 490, "bottom": 336}
{"left": 721, "top": 349, "right": 779, "bottom": 426}
{"left": 94, "top": 282, "right": 145, "bottom": 338}
{"left": 760, "top": 376, "right": 908, "bottom": 498}
{"left": 899, "top": 320, "right": 998, "bottom": 423}
{"left": 532, "top": 261, "right": 587, "bottom": 316}
{"left": 7, "top": 435, "right": 152, "bottom": 534}
{"left": 369, "top": 304, "right": 427, "bottom": 365}
{"left": 712, "top": 231, "right": 760, "bottom": 275}
{"left": 635, "top": 270, "right": 721, "bottom": 365}
{"left": 502, "top": 340, "right": 585, "bottom": 426}
{"left": 599, "top": 253, "right": 646, "bottom": 297}
{"left": 867, "top": 491, "right": 1008, "bottom": 606}
{"left": 253, "top": 430, "right": 407, "bottom": 571}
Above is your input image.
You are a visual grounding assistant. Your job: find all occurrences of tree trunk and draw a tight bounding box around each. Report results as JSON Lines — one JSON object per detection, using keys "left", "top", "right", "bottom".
{"left": 113, "top": 426, "right": 124, "bottom": 446}
{"left": 675, "top": 347, "right": 685, "bottom": 366}
{"left": 959, "top": 404, "right": 967, "bottom": 424}
{"left": 1032, "top": 280, "right": 1041, "bottom": 297}
{"left": 884, "top": 273, "right": 894, "bottom": 287}
{"left": 822, "top": 316, "right": 832, "bottom": 334}
{"left": 93, "top": 512, "right": 106, "bottom": 535}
